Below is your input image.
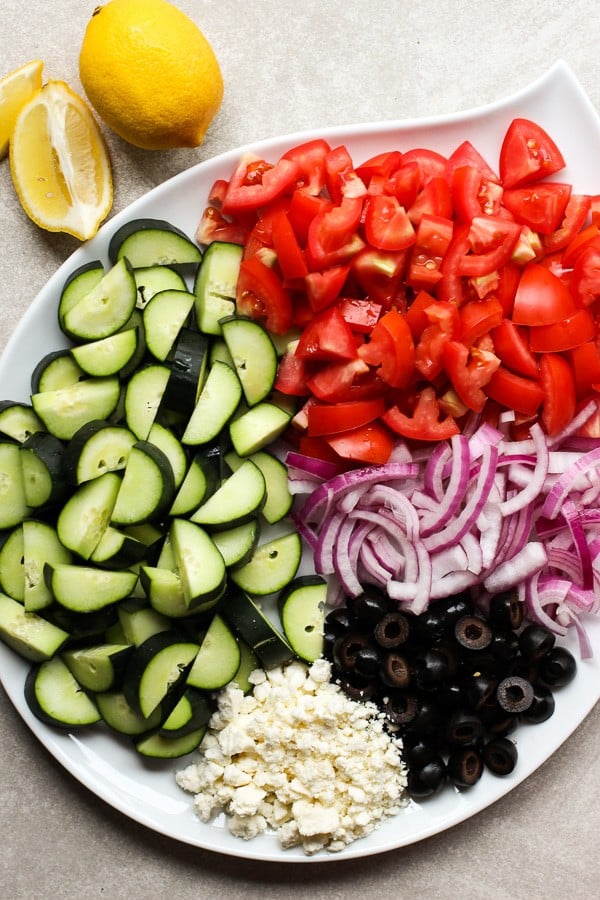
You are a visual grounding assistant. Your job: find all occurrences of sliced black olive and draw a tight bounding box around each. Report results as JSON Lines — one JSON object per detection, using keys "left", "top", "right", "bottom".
{"left": 489, "top": 630, "right": 520, "bottom": 663}
{"left": 408, "top": 696, "right": 440, "bottom": 735}
{"left": 434, "top": 640, "right": 460, "bottom": 678}
{"left": 381, "top": 651, "right": 411, "bottom": 689}
{"left": 332, "top": 632, "right": 372, "bottom": 672}
{"left": 445, "top": 709, "right": 484, "bottom": 746}
{"left": 412, "top": 606, "right": 447, "bottom": 645}
{"left": 438, "top": 592, "right": 474, "bottom": 633}
{"left": 406, "top": 757, "right": 447, "bottom": 799}
{"left": 354, "top": 645, "right": 381, "bottom": 679}
{"left": 373, "top": 611, "right": 410, "bottom": 648}
{"left": 479, "top": 707, "right": 519, "bottom": 737}
{"left": 435, "top": 680, "right": 464, "bottom": 709}
{"left": 518, "top": 624, "right": 556, "bottom": 661}
{"left": 324, "top": 606, "right": 355, "bottom": 638}
{"left": 465, "top": 673, "right": 498, "bottom": 712}
{"left": 454, "top": 615, "right": 492, "bottom": 651}
{"left": 538, "top": 646, "right": 577, "bottom": 687}
{"left": 496, "top": 675, "right": 534, "bottom": 714}
{"left": 346, "top": 588, "right": 391, "bottom": 626}
{"left": 488, "top": 591, "right": 523, "bottom": 631}
{"left": 520, "top": 684, "right": 556, "bottom": 724}
{"left": 447, "top": 747, "right": 484, "bottom": 788}
{"left": 402, "top": 733, "right": 440, "bottom": 768}
{"left": 482, "top": 737, "right": 518, "bottom": 776}
{"left": 381, "top": 690, "right": 419, "bottom": 727}
{"left": 413, "top": 647, "right": 450, "bottom": 691}
{"left": 335, "top": 673, "right": 378, "bottom": 702}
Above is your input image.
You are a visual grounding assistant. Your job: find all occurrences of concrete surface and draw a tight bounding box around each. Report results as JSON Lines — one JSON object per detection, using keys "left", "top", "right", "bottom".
{"left": 1, "top": 1, "right": 600, "bottom": 897}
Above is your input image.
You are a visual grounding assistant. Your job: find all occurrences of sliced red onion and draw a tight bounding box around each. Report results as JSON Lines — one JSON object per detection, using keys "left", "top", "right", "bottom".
{"left": 483, "top": 540, "right": 547, "bottom": 593}
{"left": 542, "top": 445, "right": 600, "bottom": 519}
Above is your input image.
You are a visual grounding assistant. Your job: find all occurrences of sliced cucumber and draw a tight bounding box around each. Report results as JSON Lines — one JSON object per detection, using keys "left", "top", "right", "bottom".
{"left": 134, "top": 726, "right": 206, "bottom": 759}
{"left": 0, "top": 401, "right": 44, "bottom": 443}
{"left": 222, "top": 589, "right": 294, "bottom": 669}
{"left": 117, "top": 598, "right": 171, "bottom": 645}
{"left": 169, "top": 447, "right": 220, "bottom": 517}
{"left": 20, "top": 431, "right": 68, "bottom": 509}
{"left": 134, "top": 265, "right": 186, "bottom": 309}
{"left": 186, "top": 614, "right": 240, "bottom": 690}
{"left": 109, "top": 218, "right": 202, "bottom": 268}
{"left": 64, "top": 420, "right": 137, "bottom": 485}
{"left": 220, "top": 316, "right": 278, "bottom": 407}
{"left": 160, "top": 686, "right": 211, "bottom": 737}
{"left": 231, "top": 639, "right": 260, "bottom": 693}
{"left": 190, "top": 459, "right": 266, "bottom": 529}
{"left": 124, "top": 364, "right": 171, "bottom": 440}
{"left": 46, "top": 563, "right": 138, "bottom": 612}
{"left": 123, "top": 631, "right": 199, "bottom": 718}
{"left": 58, "top": 260, "right": 104, "bottom": 327}
{"left": 57, "top": 471, "right": 121, "bottom": 558}
{"left": 23, "top": 520, "right": 72, "bottom": 612}
{"left": 193, "top": 240, "right": 242, "bottom": 335}
{"left": 0, "top": 442, "right": 29, "bottom": 530}
{"left": 31, "top": 349, "right": 84, "bottom": 394}
{"left": 32, "top": 377, "right": 121, "bottom": 441}
{"left": 71, "top": 328, "right": 140, "bottom": 378}
{"left": 169, "top": 517, "right": 226, "bottom": 610}
{"left": 211, "top": 519, "right": 260, "bottom": 568}
{"left": 111, "top": 440, "right": 175, "bottom": 526}
{"left": 95, "top": 689, "right": 163, "bottom": 736}
{"left": 0, "top": 525, "right": 24, "bottom": 600}
{"left": 139, "top": 566, "right": 190, "bottom": 619}
{"left": 0, "top": 591, "right": 69, "bottom": 662}
{"left": 61, "top": 258, "right": 137, "bottom": 342}
{"left": 143, "top": 289, "right": 195, "bottom": 362}
{"left": 147, "top": 423, "right": 188, "bottom": 490}
{"left": 225, "top": 449, "right": 292, "bottom": 524}
{"left": 181, "top": 360, "right": 242, "bottom": 446}
{"left": 90, "top": 526, "right": 147, "bottom": 568}
{"left": 162, "top": 328, "right": 210, "bottom": 417}
{"left": 25, "top": 656, "right": 101, "bottom": 727}
{"left": 278, "top": 575, "right": 326, "bottom": 663}
{"left": 62, "top": 643, "right": 133, "bottom": 692}
{"left": 229, "top": 402, "right": 292, "bottom": 457}
{"left": 229, "top": 531, "right": 302, "bottom": 596}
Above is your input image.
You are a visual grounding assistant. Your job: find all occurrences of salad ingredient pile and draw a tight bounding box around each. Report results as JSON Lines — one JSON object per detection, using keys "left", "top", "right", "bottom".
{"left": 79, "top": 0, "right": 224, "bottom": 151}
{"left": 176, "top": 658, "right": 407, "bottom": 854}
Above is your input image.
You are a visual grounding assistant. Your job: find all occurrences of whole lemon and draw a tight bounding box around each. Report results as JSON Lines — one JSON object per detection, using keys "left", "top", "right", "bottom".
{"left": 79, "top": 0, "right": 223, "bottom": 150}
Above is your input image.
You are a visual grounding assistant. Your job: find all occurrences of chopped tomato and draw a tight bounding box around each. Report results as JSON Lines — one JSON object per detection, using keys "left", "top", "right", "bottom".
{"left": 539, "top": 353, "right": 576, "bottom": 435}
{"left": 383, "top": 387, "right": 460, "bottom": 441}
{"left": 529, "top": 308, "right": 596, "bottom": 353}
{"left": 501, "top": 183, "right": 572, "bottom": 235}
{"left": 307, "top": 397, "right": 386, "bottom": 437}
{"left": 499, "top": 118, "right": 566, "bottom": 189}
{"left": 490, "top": 319, "right": 539, "bottom": 379}
{"left": 274, "top": 349, "right": 312, "bottom": 396}
{"left": 459, "top": 297, "right": 503, "bottom": 346}
{"left": 222, "top": 153, "right": 301, "bottom": 214}
{"left": 446, "top": 140, "right": 500, "bottom": 185}
{"left": 385, "top": 161, "right": 420, "bottom": 208}
{"left": 324, "top": 145, "right": 366, "bottom": 203}
{"left": 511, "top": 262, "right": 576, "bottom": 325}
{"left": 402, "top": 148, "right": 448, "bottom": 186}
{"left": 325, "top": 420, "right": 394, "bottom": 465}
{"left": 459, "top": 216, "right": 522, "bottom": 277}
{"left": 295, "top": 306, "right": 358, "bottom": 361}
{"left": 364, "top": 195, "right": 416, "bottom": 251}
{"left": 305, "top": 358, "right": 371, "bottom": 402}
{"left": 196, "top": 206, "right": 249, "bottom": 246}
{"left": 569, "top": 341, "right": 600, "bottom": 399}
{"left": 562, "top": 224, "right": 600, "bottom": 269}
{"left": 407, "top": 214, "right": 453, "bottom": 289}
{"left": 543, "top": 195, "right": 591, "bottom": 254}
{"left": 356, "top": 150, "right": 403, "bottom": 183}
{"left": 485, "top": 367, "right": 544, "bottom": 417}
{"left": 405, "top": 289, "right": 437, "bottom": 339}
{"left": 236, "top": 256, "right": 293, "bottom": 334}
{"left": 415, "top": 301, "right": 460, "bottom": 380}
{"left": 282, "top": 138, "right": 330, "bottom": 195}
{"left": 357, "top": 308, "right": 415, "bottom": 389}
{"left": 571, "top": 241, "right": 600, "bottom": 308}
{"left": 287, "top": 190, "right": 332, "bottom": 244}
{"left": 408, "top": 176, "right": 453, "bottom": 226}
{"left": 451, "top": 165, "right": 503, "bottom": 222}
{"left": 306, "top": 195, "right": 365, "bottom": 269}
{"left": 351, "top": 248, "right": 407, "bottom": 306}
{"left": 443, "top": 340, "right": 500, "bottom": 412}
{"left": 304, "top": 265, "right": 350, "bottom": 312}
{"left": 338, "top": 298, "right": 382, "bottom": 333}
{"left": 270, "top": 209, "right": 308, "bottom": 281}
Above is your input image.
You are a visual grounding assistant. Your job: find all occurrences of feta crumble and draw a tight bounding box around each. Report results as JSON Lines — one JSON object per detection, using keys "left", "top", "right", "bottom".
{"left": 176, "top": 658, "right": 407, "bottom": 854}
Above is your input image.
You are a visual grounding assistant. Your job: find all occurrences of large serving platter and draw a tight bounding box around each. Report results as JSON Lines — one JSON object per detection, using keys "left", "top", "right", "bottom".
{"left": 1, "top": 60, "right": 600, "bottom": 863}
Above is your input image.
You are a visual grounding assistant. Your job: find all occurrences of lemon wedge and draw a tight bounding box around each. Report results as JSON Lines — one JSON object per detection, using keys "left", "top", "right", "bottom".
{"left": 9, "top": 80, "right": 113, "bottom": 240}
{"left": 0, "top": 59, "right": 44, "bottom": 159}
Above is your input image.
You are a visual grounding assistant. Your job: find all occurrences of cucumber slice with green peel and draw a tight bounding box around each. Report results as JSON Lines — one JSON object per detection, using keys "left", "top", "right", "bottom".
{"left": 208, "top": 337, "right": 235, "bottom": 369}
{"left": 169, "top": 447, "right": 220, "bottom": 517}
{"left": 190, "top": 459, "right": 266, "bottom": 529}
{"left": 124, "top": 364, "right": 171, "bottom": 440}
{"left": 32, "top": 377, "right": 121, "bottom": 441}
{"left": 61, "top": 258, "right": 137, "bottom": 342}
{"left": 229, "top": 402, "right": 292, "bottom": 457}
{"left": 143, "top": 289, "right": 195, "bottom": 361}
{"left": 222, "top": 589, "right": 294, "bottom": 669}
{"left": 162, "top": 328, "right": 210, "bottom": 417}
{"left": 64, "top": 420, "right": 137, "bottom": 485}
{"left": 134, "top": 726, "right": 206, "bottom": 759}
{"left": 20, "top": 432, "right": 68, "bottom": 509}
{"left": 156, "top": 534, "right": 176, "bottom": 571}
{"left": 0, "top": 526, "right": 24, "bottom": 600}
{"left": 278, "top": 575, "right": 327, "bottom": 663}
{"left": 58, "top": 260, "right": 104, "bottom": 327}
{"left": 108, "top": 218, "right": 202, "bottom": 268}
{"left": 181, "top": 360, "right": 242, "bottom": 446}
{"left": 169, "top": 517, "right": 227, "bottom": 610}
{"left": 186, "top": 614, "right": 241, "bottom": 690}
{"left": 25, "top": 656, "right": 101, "bottom": 728}
{"left": 0, "top": 442, "right": 29, "bottom": 530}
{"left": 231, "top": 638, "right": 260, "bottom": 693}
{"left": 95, "top": 689, "right": 163, "bottom": 736}
{"left": 160, "top": 686, "right": 211, "bottom": 737}
{"left": 31, "top": 349, "right": 84, "bottom": 394}
{"left": 45, "top": 604, "right": 118, "bottom": 643}
{"left": 46, "top": 563, "right": 138, "bottom": 612}
{"left": 229, "top": 532, "right": 302, "bottom": 596}
{"left": 134, "top": 265, "right": 186, "bottom": 309}
{"left": 61, "top": 643, "right": 133, "bottom": 692}
{"left": 0, "top": 591, "right": 69, "bottom": 662}
{"left": 117, "top": 598, "right": 171, "bottom": 645}
{"left": 111, "top": 440, "right": 175, "bottom": 526}
{"left": 139, "top": 566, "right": 191, "bottom": 619}
{"left": 90, "top": 526, "right": 148, "bottom": 568}
{"left": 71, "top": 328, "right": 140, "bottom": 378}
{"left": 118, "top": 312, "right": 147, "bottom": 380}
{"left": 23, "top": 520, "right": 72, "bottom": 612}
{"left": 193, "top": 240, "right": 242, "bottom": 335}
{"left": 147, "top": 423, "right": 188, "bottom": 490}
{"left": 211, "top": 518, "right": 260, "bottom": 568}
{"left": 123, "top": 631, "right": 200, "bottom": 718}
{"left": 225, "top": 449, "right": 292, "bottom": 524}
{"left": 57, "top": 471, "right": 121, "bottom": 558}
{"left": 0, "top": 401, "right": 45, "bottom": 443}
{"left": 220, "top": 316, "right": 278, "bottom": 407}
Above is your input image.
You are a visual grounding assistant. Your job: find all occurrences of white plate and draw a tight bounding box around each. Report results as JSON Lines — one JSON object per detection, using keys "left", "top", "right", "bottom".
{"left": 1, "top": 59, "right": 600, "bottom": 864}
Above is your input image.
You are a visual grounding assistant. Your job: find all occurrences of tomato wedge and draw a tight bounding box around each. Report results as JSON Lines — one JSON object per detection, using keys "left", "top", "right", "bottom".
{"left": 222, "top": 154, "right": 301, "bottom": 213}
{"left": 236, "top": 255, "right": 293, "bottom": 334}
{"left": 364, "top": 195, "right": 416, "bottom": 251}
{"left": 490, "top": 319, "right": 539, "bottom": 379}
{"left": 511, "top": 262, "right": 576, "bottom": 326}
{"left": 501, "top": 183, "right": 572, "bottom": 235}
{"left": 307, "top": 397, "right": 386, "bottom": 437}
{"left": 443, "top": 340, "right": 500, "bottom": 413}
{"left": 539, "top": 353, "right": 576, "bottom": 435}
{"left": 499, "top": 118, "right": 566, "bottom": 189}
{"left": 383, "top": 387, "right": 459, "bottom": 441}
{"left": 529, "top": 309, "right": 596, "bottom": 353}
{"left": 357, "top": 308, "right": 415, "bottom": 389}
{"left": 295, "top": 306, "right": 358, "bottom": 361}
{"left": 485, "top": 367, "right": 544, "bottom": 417}
{"left": 325, "top": 421, "right": 394, "bottom": 465}
{"left": 570, "top": 341, "right": 600, "bottom": 398}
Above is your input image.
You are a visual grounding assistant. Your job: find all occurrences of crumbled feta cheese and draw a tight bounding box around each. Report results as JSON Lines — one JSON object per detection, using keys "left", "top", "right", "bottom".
{"left": 176, "top": 659, "right": 407, "bottom": 854}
